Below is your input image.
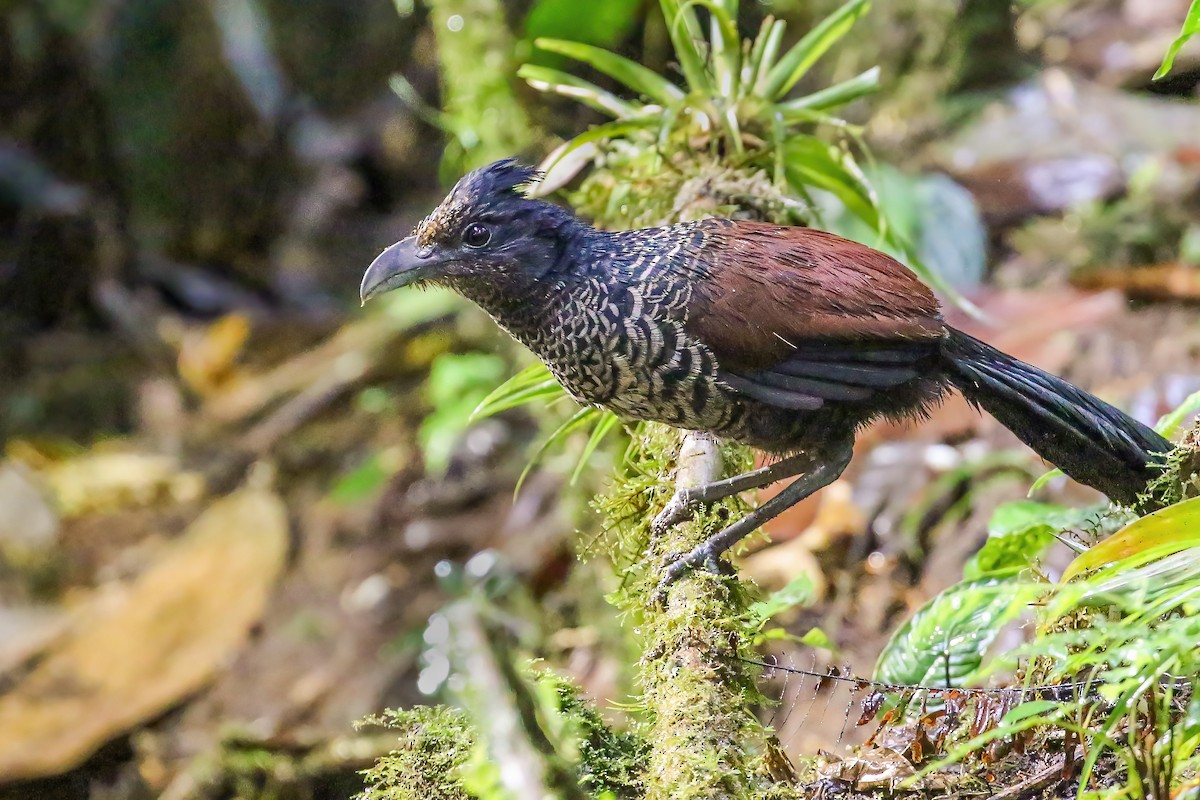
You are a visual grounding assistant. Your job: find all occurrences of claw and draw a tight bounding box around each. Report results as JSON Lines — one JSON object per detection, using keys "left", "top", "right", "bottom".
{"left": 652, "top": 488, "right": 697, "bottom": 534}
{"left": 652, "top": 542, "right": 731, "bottom": 606}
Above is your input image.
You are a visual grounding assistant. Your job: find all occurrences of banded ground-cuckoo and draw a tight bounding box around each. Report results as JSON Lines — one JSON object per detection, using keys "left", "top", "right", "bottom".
{"left": 361, "top": 159, "right": 1171, "bottom": 589}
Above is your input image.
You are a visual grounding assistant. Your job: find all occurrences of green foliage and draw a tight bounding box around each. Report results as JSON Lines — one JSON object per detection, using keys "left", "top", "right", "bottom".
{"left": 1061, "top": 495, "right": 1200, "bottom": 582}
{"left": 828, "top": 165, "right": 986, "bottom": 291}
{"left": 963, "top": 501, "right": 1104, "bottom": 580}
{"left": 524, "top": 0, "right": 881, "bottom": 206}
{"left": 895, "top": 396, "right": 1199, "bottom": 796}
{"left": 356, "top": 673, "right": 650, "bottom": 800}
{"left": 745, "top": 574, "right": 816, "bottom": 634}
{"left": 522, "top": 0, "right": 974, "bottom": 302}
{"left": 420, "top": 352, "right": 508, "bottom": 473}
{"left": 471, "top": 362, "right": 565, "bottom": 421}
{"left": 524, "top": 0, "right": 643, "bottom": 64}
{"left": 1155, "top": 0, "right": 1200, "bottom": 79}
{"left": 544, "top": 672, "right": 650, "bottom": 799}
{"left": 874, "top": 577, "right": 1038, "bottom": 688}
{"left": 358, "top": 705, "right": 475, "bottom": 800}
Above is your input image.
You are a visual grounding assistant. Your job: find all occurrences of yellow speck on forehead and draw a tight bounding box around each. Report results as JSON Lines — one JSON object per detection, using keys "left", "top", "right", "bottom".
{"left": 414, "top": 184, "right": 475, "bottom": 247}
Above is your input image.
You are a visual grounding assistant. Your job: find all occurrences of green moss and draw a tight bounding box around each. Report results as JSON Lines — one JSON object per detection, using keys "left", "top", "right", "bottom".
{"left": 1140, "top": 436, "right": 1199, "bottom": 512}
{"left": 569, "top": 152, "right": 802, "bottom": 231}
{"left": 357, "top": 706, "right": 476, "bottom": 800}
{"left": 590, "top": 425, "right": 790, "bottom": 799}
{"left": 538, "top": 671, "right": 650, "bottom": 799}
{"left": 425, "top": 0, "right": 536, "bottom": 174}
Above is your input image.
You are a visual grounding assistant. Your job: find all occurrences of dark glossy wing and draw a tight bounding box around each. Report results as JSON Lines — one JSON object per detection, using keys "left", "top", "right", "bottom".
{"left": 685, "top": 220, "right": 946, "bottom": 410}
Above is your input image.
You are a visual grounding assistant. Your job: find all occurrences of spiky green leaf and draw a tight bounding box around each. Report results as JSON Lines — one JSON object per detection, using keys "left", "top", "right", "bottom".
{"left": 516, "top": 405, "right": 600, "bottom": 497}
{"left": 678, "top": 0, "right": 740, "bottom": 99}
{"left": 782, "top": 136, "right": 878, "bottom": 227}
{"left": 470, "top": 362, "right": 565, "bottom": 421}
{"left": 571, "top": 411, "right": 621, "bottom": 484}
{"left": 1154, "top": 0, "right": 1200, "bottom": 79}
{"left": 777, "top": 66, "right": 880, "bottom": 113}
{"left": 534, "top": 38, "right": 684, "bottom": 105}
{"left": 517, "top": 64, "right": 642, "bottom": 118}
{"left": 762, "top": 0, "right": 870, "bottom": 100}
{"left": 659, "top": 0, "right": 711, "bottom": 94}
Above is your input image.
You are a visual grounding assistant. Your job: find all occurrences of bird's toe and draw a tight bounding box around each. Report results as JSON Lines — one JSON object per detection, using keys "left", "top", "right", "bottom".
{"left": 653, "top": 542, "right": 733, "bottom": 605}
{"left": 652, "top": 490, "right": 698, "bottom": 534}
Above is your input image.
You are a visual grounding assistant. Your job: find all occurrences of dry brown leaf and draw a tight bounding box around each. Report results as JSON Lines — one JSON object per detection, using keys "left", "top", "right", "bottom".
{"left": 177, "top": 313, "right": 250, "bottom": 396}
{"left": 41, "top": 450, "right": 204, "bottom": 518}
{"left": 0, "top": 488, "right": 288, "bottom": 783}
{"left": 1073, "top": 263, "right": 1200, "bottom": 302}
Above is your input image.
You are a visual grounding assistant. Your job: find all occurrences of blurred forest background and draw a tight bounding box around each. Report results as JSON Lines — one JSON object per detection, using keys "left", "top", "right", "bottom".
{"left": 2, "top": 0, "right": 1200, "bottom": 798}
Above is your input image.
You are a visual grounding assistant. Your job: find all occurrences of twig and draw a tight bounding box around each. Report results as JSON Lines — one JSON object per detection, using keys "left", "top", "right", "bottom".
{"left": 990, "top": 753, "right": 1082, "bottom": 800}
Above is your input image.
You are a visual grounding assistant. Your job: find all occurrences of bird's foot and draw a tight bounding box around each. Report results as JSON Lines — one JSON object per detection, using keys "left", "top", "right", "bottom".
{"left": 652, "top": 540, "right": 733, "bottom": 605}
{"left": 651, "top": 487, "right": 700, "bottom": 535}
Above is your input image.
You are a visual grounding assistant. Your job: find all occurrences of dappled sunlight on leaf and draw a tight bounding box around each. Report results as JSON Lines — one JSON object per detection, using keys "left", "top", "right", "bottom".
{"left": 1061, "top": 495, "right": 1200, "bottom": 582}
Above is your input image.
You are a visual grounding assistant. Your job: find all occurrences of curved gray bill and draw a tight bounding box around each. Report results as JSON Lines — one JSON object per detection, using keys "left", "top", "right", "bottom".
{"left": 360, "top": 236, "right": 433, "bottom": 304}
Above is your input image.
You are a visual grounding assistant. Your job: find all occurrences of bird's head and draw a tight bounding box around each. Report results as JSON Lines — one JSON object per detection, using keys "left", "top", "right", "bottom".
{"left": 360, "top": 158, "right": 580, "bottom": 304}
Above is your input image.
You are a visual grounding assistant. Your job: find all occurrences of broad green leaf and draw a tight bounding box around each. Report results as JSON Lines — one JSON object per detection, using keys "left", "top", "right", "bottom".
{"left": 570, "top": 411, "right": 621, "bottom": 484}
{"left": 964, "top": 501, "right": 1091, "bottom": 580}
{"left": 1062, "top": 495, "right": 1200, "bottom": 582}
{"left": 874, "top": 578, "right": 1036, "bottom": 687}
{"left": 746, "top": 574, "right": 816, "bottom": 630}
{"left": 524, "top": 0, "right": 642, "bottom": 55}
{"left": 534, "top": 38, "right": 684, "bottom": 105}
{"left": 1155, "top": 387, "right": 1200, "bottom": 437}
{"left": 762, "top": 0, "right": 870, "bottom": 100}
{"left": 659, "top": 0, "right": 711, "bottom": 94}
{"left": 799, "top": 627, "right": 837, "bottom": 652}
{"left": 1154, "top": 0, "right": 1200, "bottom": 79}
{"left": 825, "top": 165, "right": 985, "bottom": 292}
{"left": 776, "top": 66, "right": 880, "bottom": 113}
{"left": 517, "top": 65, "right": 642, "bottom": 118}
{"left": 471, "top": 362, "right": 565, "bottom": 421}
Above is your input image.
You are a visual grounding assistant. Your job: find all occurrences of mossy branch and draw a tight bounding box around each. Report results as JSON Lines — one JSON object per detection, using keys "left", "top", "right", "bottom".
{"left": 596, "top": 426, "right": 794, "bottom": 799}
{"left": 641, "top": 432, "right": 760, "bottom": 798}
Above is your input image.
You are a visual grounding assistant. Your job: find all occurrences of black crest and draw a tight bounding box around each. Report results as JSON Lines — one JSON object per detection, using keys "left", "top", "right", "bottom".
{"left": 416, "top": 159, "right": 544, "bottom": 246}
{"left": 456, "top": 158, "right": 542, "bottom": 202}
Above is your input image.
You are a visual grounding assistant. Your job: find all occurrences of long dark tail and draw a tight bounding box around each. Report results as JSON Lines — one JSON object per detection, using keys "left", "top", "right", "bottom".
{"left": 941, "top": 327, "right": 1171, "bottom": 505}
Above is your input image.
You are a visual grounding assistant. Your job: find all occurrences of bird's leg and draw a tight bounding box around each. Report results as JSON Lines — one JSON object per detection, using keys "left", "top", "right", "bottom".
{"left": 651, "top": 451, "right": 823, "bottom": 534}
{"left": 657, "top": 439, "right": 854, "bottom": 596}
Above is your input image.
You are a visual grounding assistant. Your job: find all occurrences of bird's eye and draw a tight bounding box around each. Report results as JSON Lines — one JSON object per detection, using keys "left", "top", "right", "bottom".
{"left": 462, "top": 223, "right": 491, "bottom": 248}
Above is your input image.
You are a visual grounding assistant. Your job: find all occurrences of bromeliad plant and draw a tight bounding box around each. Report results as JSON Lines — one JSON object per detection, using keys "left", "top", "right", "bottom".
{"left": 520, "top": 0, "right": 890, "bottom": 235}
